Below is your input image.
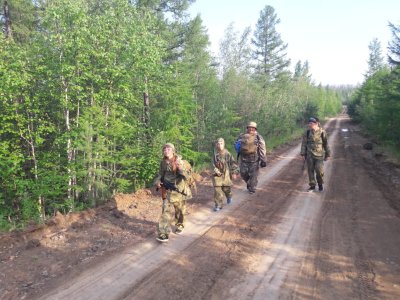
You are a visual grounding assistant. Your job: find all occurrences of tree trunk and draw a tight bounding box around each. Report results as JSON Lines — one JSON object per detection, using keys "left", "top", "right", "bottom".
{"left": 3, "top": 0, "right": 12, "bottom": 39}
{"left": 63, "top": 79, "right": 75, "bottom": 212}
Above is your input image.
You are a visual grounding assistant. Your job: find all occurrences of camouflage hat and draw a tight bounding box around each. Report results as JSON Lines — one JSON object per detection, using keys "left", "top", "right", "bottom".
{"left": 162, "top": 143, "right": 175, "bottom": 152}
{"left": 247, "top": 121, "right": 257, "bottom": 129}
{"left": 216, "top": 138, "right": 225, "bottom": 144}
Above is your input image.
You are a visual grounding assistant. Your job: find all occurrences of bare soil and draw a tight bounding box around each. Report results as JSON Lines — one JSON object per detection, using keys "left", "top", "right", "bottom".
{"left": 1, "top": 115, "right": 400, "bottom": 300}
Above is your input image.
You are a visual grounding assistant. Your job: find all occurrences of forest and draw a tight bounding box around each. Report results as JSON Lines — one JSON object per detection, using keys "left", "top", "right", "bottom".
{"left": 1, "top": 0, "right": 397, "bottom": 229}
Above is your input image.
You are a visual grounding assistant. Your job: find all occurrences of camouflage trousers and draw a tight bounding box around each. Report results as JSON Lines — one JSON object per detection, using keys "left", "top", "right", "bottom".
{"left": 306, "top": 156, "right": 324, "bottom": 187}
{"left": 240, "top": 161, "right": 259, "bottom": 191}
{"left": 157, "top": 196, "right": 186, "bottom": 235}
{"left": 213, "top": 186, "right": 232, "bottom": 208}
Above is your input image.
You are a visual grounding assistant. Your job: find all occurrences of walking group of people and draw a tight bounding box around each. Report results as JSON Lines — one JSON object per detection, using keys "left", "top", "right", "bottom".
{"left": 154, "top": 118, "right": 330, "bottom": 242}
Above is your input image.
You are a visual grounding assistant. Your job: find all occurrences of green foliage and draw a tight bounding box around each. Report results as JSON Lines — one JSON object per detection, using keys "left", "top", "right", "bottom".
{"left": 1, "top": 0, "right": 37, "bottom": 43}
{"left": 0, "top": 0, "right": 343, "bottom": 229}
{"left": 349, "top": 65, "right": 400, "bottom": 146}
{"left": 20, "top": 196, "right": 41, "bottom": 223}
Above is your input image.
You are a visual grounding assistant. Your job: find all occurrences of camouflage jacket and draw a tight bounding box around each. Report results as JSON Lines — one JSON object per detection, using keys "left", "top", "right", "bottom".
{"left": 212, "top": 149, "right": 239, "bottom": 187}
{"left": 300, "top": 127, "right": 331, "bottom": 159}
{"left": 154, "top": 155, "right": 192, "bottom": 201}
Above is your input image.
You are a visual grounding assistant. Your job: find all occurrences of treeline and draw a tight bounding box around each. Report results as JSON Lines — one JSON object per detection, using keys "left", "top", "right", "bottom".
{"left": 0, "top": 0, "right": 341, "bottom": 229}
{"left": 348, "top": 26, "right": 400, "bottom": 150}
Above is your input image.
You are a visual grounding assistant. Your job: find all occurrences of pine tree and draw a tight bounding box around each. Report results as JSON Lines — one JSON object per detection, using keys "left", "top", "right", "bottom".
{"left": 366, "top": 38, "right": 385, "bottom": 77}
{"left": 388, "top": 22, "right": 400, "bottom": 66}
{"left": 251, "top": 5, "right": 290, "bottom": 86}
{"left": 293, "top": 60, "right": 312, "bottom": 82}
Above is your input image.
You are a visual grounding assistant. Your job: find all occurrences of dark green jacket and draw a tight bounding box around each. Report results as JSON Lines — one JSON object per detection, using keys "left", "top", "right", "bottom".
{"left": 300, "top": 127, "right": 331, "bottom": 159}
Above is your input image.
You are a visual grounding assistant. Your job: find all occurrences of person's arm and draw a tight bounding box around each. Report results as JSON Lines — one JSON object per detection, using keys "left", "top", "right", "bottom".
{"left": 300, "top": 131, "right": 307, "bottom": 156}
{"left": 322, "top": 130, "right": 331, "bottom": 160}
{"left": 257, "top": 134, "right": 267, "bottom": 167}
{"left": 228, "top": 152, "right": 240, "bottom": 174}
{"left": 154, "top": 161, "right": 164, "bottom": 189}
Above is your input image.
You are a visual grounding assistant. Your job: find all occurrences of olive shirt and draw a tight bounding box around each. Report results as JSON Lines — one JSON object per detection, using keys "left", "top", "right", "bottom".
{"left": 212, "top": 149, "right": 239, "bottom": 187}
{"left": 300, "top": 127, "right": 331, "bottom": 159}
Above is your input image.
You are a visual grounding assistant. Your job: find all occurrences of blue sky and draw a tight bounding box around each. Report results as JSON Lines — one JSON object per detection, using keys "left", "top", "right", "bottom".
{"left": 189, "top": 0, "right": 400, "bottom": 86}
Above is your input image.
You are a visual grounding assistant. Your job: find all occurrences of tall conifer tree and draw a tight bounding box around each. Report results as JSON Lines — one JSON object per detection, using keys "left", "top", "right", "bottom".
{"left": 366, "top": 38, "right": 385, "bottom": 77}
{"left": 251, "top": 5, "right": 290, "bottom": 86}
{"left": 388, "top": 22, "right": 400, "bottom": 66}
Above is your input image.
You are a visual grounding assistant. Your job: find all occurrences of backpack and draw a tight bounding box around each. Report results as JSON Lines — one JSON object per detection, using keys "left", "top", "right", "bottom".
{"left": 234, "top": 140, "right": 241, "bottom": 154}
{"left": 181, "top": 159, "right": 197, "bottom": 195}
{"left": 182, "top": 160, "right": 195, "bottom": 187}
{"left": 239, "top": 133, "right": 258, "bottom": 155}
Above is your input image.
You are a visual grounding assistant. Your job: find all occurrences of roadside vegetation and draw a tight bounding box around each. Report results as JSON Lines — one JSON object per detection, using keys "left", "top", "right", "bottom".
{"left": 8, "top": 0, "right": 397, "bottom": 229}
{"left": 348, "top": 27, "right": 400, "bottom": 161}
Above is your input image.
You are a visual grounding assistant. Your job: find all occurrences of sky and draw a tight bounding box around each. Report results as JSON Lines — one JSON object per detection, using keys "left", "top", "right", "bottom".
{"left": 189, "top": 0, "right": 400, "bottom": 86}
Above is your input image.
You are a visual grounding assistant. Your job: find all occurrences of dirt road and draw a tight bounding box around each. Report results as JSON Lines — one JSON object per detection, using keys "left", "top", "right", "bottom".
{"left": 37, "top": 115, "right": 400, "bottom": 300}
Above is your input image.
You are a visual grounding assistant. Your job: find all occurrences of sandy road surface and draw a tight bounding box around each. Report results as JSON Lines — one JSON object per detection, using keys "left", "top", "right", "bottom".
{"left": 41, "top": 116, "right": 400, "bottom": 300}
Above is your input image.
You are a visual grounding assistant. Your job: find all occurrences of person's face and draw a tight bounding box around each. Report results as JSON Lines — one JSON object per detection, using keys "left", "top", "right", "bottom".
{"left": 247, "top": 126, "right": 256, "bottom": 134}
{"left": 308, "top": 122, "right": 318, "bottom": 130}
{"left": 163, "top": 146, "right": 174, "bottom": 158}
{"left": 216, "top": 141, "right": 225, "bottom": 151}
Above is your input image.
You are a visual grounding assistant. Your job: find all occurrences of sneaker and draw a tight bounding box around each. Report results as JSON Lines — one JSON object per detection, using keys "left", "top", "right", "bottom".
{"left": 248, "top": 189, "right": 256, "bottom": 194}
{"left": 175, "top": 225, "right": 184, "bottom": 235}
{"left": 227, "top": 198, "right": 232, "bottom": 204}
{"left": 318, "top": 184, "right": 324, "bottom": 192}
{"left": 307, "top": 186, "right": 315, "bottom": 192}
{"left": 214, "top": 206, "right": 221, "bottom": 212}
{"left": 156, "top": 234, "right": 169, "bottom": 242}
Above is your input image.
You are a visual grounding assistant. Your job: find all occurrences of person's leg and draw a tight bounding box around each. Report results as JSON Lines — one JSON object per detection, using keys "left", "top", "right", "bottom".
{"left": 157, "top": 199, "right": 173, "bottom": 240}
{"left": 315, "top": 159, "right": 325, "bottom": 190}
{"left": 223, "top": 186, "right": 233, "bottom": 204}
{"left": 173, "top": 200, "right": 186, "bottom": 233}
{"left": 240, "top": 163, "right": 250, "bottom": 186}
{"left": 213, "top": 186, "right": 224, "bottom": 210}
{"left": 247, "top": 162, "right": 259, "bottom": 193}
{"left": 307, "top": 156, "right": 316, "bottom": 190}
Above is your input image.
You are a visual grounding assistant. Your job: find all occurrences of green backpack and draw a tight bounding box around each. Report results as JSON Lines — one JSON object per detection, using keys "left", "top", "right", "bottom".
{"left": 240, "top": 133, "right": 259, "bottom": 155}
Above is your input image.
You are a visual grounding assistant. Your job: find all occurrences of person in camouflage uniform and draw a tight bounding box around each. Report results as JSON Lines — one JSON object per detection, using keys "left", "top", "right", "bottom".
{"left": 300, "top": 117, "right": 331, "bottom": 192}
{"left": 212, "top": 138, "right": 240, "bottom": 211}
{"left": 154, "top": 143, "right": 192, "bottom": 242}
{"left": 236, "top": 121, "right": 267, "bottom": 194}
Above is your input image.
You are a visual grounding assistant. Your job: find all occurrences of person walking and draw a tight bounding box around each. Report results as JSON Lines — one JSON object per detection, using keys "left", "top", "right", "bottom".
{"left": 212, "top": 138, "right": 240, "bottom": 211}
{"left": 235, "top": 121, "right": 267, "bottom": 194}
{"left": 300, "top": 117, "right": 331, "bottom": 192}
{"left": 154, "top": 143, "right": 192, "bottom": 242}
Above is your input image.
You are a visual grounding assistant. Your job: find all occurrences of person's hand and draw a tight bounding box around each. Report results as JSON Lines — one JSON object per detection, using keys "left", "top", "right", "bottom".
{"left": 232, "top": 173, "right": 238, "bottom": 180}
{"left": 260, "top": 161, "right": 267, "bottom": 168}
{"left": 213, "top": 167, "right": 222, "bottom": 177}
{"left": 324, "top": 156, "right": 330, "bottom": 161}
